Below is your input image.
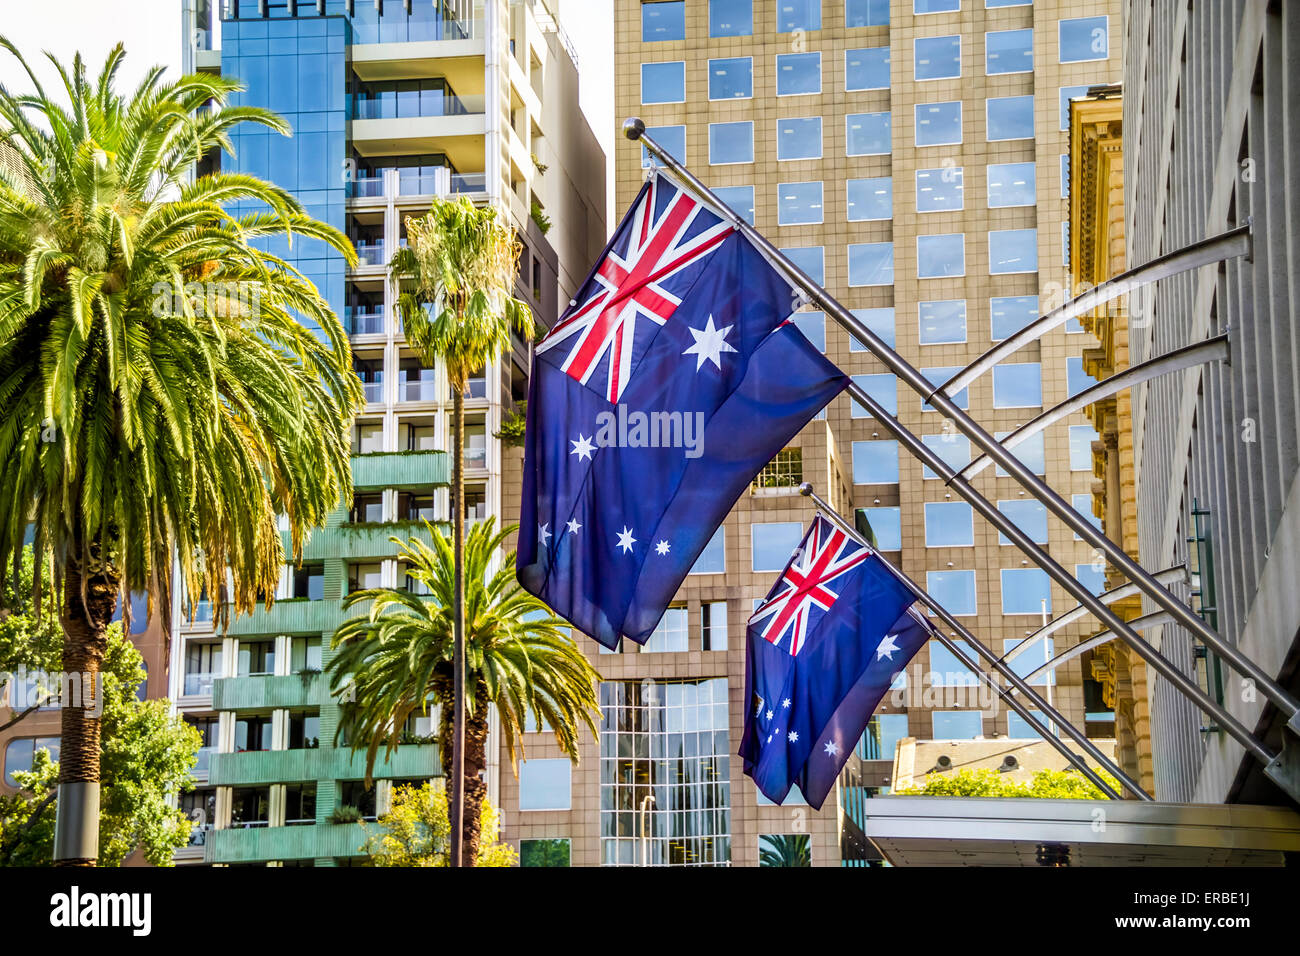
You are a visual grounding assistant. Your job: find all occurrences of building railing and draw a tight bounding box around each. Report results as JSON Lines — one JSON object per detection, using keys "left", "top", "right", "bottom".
{"left": 450, "top": 172, "right": 487, "bottom": 194}
{"left": 351, "top": 92, "right": 484, "bottom": 121}
{"left": 347, "top": 176, "right": 385, "bottom": 199}
{"left": 183, "top": 671, "right": 219, "bottom": 697}
{"left": 353, "top": 240, "right": 385, "bottom": 267}
{"left": 345, "top": 307, "right": 385, "bottom": 336}
{"left": 346, "top": 169, "right": 487, "bottom": 200}
{"left": 402, "top": 380, "right": 438, "bottom": 402}
{"left": 362, "top": 381, "right": 384, "bottom": 404}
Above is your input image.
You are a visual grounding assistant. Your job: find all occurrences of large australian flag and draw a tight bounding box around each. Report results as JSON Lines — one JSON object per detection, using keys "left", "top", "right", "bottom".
{"left": 517, "top": 175, "right": 847, "bottom": 648}
{"left": 740, "top": 515, "right": 938, "bottom": 810}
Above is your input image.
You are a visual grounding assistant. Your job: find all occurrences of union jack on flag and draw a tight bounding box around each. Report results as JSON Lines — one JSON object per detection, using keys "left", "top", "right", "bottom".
{"left": 535, "top": 174, "right": 735, "bottom": 403}
{"left": 750, "top": 515, "right": 871, "bottom": 657}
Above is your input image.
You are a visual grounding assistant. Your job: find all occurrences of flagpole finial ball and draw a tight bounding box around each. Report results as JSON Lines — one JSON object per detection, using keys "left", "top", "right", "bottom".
{"left": 623, "top": 118, "right": 646, "bottom": 141}
{"left": 799, "top": 482, "right": 814, "bottom": 497}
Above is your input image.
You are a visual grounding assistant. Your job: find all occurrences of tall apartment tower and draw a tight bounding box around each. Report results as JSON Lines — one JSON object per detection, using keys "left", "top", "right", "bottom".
{"left": 172, "top": 0, "right": 605, "bottom": 866}
{"left": 567, "top": 0, "right": 1122, "bottom": 866}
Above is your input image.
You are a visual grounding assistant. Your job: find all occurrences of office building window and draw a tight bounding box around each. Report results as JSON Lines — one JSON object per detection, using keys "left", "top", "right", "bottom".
{"left": 1076, "top": 563, "right": 1106, "bottom": 596}
{"left": 994, "top": 431, "right": 1046, "bottom": 477}
{"left": 986, "top": 28, "right": 1032, "bottom": 74}
{"left": 642, "top": 1, "right": 686, "bottom": 42}
{"left": 917, "top": 233, "right": 965, "bottom": 278}
{"left": 987, "top": 162, "right": 1036, "bottom": 207}
{"left": 752, "top": 522, "right": 803, "bottom": 572}
{"left": 1069, "top": 424, "right": 1098, "bottom": 471}
{"left": 1072, "top": 494, "right": 1103, "bottom": 538}
{"left": 776, "top": 181, "right": 823, "bottom": 225}
{"left": 643, "top": 606, "right": 689, "bottom": 653}
{"left": 989, "top": 295, "right": 1039, "bottom": 341}
{"left": 986, "top": 94, "right": 1034, "bottom": 140}
{"left": 922, "top": 433, "right": 971, "bottom": 479}
{"left": 691, "top": 526, "right": 726, "bottom": 574}
{"left": 915, "top": 166, "right": 963, "bottom": 212}
{"left": 702, "top": 601, "right": 729, "bottom": 651}
{"left": 915, "top": 101, "right": 961, "bottom": 146}
{"left": 708, "top": 56, "right": 753, "bottom": 100}
{"left": 845, "top": 47, "right": 889, "bottom": 91}
{"left": 641, "top": 61, "right": 686, "bottom": 104}
{"left": 992, "top": 363, "right": 1042, "bottom": 408}
{"left": 929, "top": 639, "right": 981, "bottom": 686}
{"left": 860, "top": 714, "right": 909, "bottom": 760}
{"left": 850, "top": 307, "right": 896, "bottom": 349}
{"left": 846, "top": 0, "right": 889, "bottom": 27}
{"left": 1059, "top": 16, "right": 1108, "bottom": 62}
{"left": 846, "top": 112, "right": 891, "bottom": 155}
{"left": 1061, "top": 153, "right": 1070, "bottom": 198}
{"left": 777, "top": 117, "right": 823, "bottom": 160}
{"left": 1067, "top": 356, "right": 1094, "bottom": 397}
{"left": 777, "top": 0, "right": 821, "bottom": 32}
{"left": 1007, "top": 710, "right": 1058, "bottom": 739}
{"left": 1001, "top": 568, "right": 1052, "bottom": 615}
{"left": 998, "top": 499, "right": 1049, "bottom": 545}
{"left": 776, "top": 52, "right": 821, "bottom": 95}
{"left": 641, "top": 125, "right": 685, "bottom": 168}
{"left": 914, "top": 35, "right": 960, "bottom": 80}
{"left": 790, "top": 310, "right": 825, "bottom": 351}
{"left": 781, "top": 246, "right": 824, "bottom": 285}
{"left": 236, "top": 639, "right": 275, "bottom": 677}
{"left": 852, "top": 441, "right": 900, "bottom": 485}
{"left": 989, "top": 228, "right": 1038, "bottom": 274}
{"left": 919, "top": 299, "right": 967, "bottom": 344}
{"left": 713, "top": 185, "right": 755, "bottom": 224}
{"left": 916, "top": 0, "right": 960, "bottom": 12}
{"left": 599, "top": 679, "right": 731, "bottom": 866}
{"left": 709, "top": 0, "right": 752, "bottom": 37}
{"left": 924, "top": 501, "right": 974, "bottom": 548}
{"left": 1004, "top": 639, "right": 1055, "bottom": 686}
{"left": 519, "top": 759, "right": 572, "bottom": 811}
{"left": 520, "top": 838, "right": 571, "bottom": 867}
{"left": 709, "top": 121, "right": 754, "bottom": 165}
{"left": 987, "top": 0, "right": 1031, "bottom": 6}
{"left": 927, "top": 570, "right": 977, "bottom": 616}
{"left": 1059, "top": 85, "right": 1091, "bottom": 129}
{"left": 851, "top": 373, "right": 898, "bottom": 418}
{"left": 4, "top": 737, "right": 60, "bottom": 788}
{"left": 847, "top": 177, "right": 892, "bottom": 221}
{"left": 933, "top": 711, "right": 983, "bottom": 739}
{"left": 921, "top": 366, "right": 968, "bottom": 410}
{"left": 859, "top": 507, "right": 902, "bottom": 551}
{"left": 848, "top": 242, "right": 894, "bottom": 286}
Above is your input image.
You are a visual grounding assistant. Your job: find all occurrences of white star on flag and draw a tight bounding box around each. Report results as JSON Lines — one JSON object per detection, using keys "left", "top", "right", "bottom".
{"left": 765, "top": 709, "right": 774, "bottom": 721}
{"left": 782, "top": 698, "right": 791, "bottom": 709}
{"left": 824, "top": 740, "right": 840, "bottom": 757}
{"left": 682, "top": 315, "right": 738, "bottom": 371}
{"left": 616, "top": 526, "right": 637, "bottom": 554}
{"left": 787, "top": 730, "right": 799, "bottom": 743}
{"left": 655, "top": 540, "right": 670, "bottom": 555}
{"left": 567, "top": 519, "right": 582, "bottom": 535}
{"left": 538, "top": 523, "right": 552, "bottom": 547}
{"left": 876, "top": 634, "right": 901, "bottom": 660}
{"left": 569, "top": 433, "right": 595, "bottom": 461}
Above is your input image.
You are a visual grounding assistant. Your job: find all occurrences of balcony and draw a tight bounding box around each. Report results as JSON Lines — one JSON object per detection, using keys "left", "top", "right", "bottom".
{"left": 204, "top": 821, "right": 366, "bottom": 865}
{"left": 351, "top": 91, "right": 482, "bottom": 122}
{"left": 212, "top": 672, "right": 323, "bottom": 712}
{"left": 297, "top": 521, "right": 441, "bottom": 563}
{"left": 352, "top": 239, "right": 386, "bottom": 268}
{"left": 223, "top": 598, "right": 355, "bottom": 640}
{"left": 400, "top": 379, "right": 438, "bottom": 403}
{"left": 361, "top": 380, "right": 384, "bottom": 404}
{"left": 351, "top": 450, "right": 449, "bottom": 490}
{"left": 209, "top": 743, "right": 439, "bottom": 788}
{"left": 345, "top": 307, "right": 385, "bottom": 336}
{"left": 450, "top": 172, "right": 487, "bottom": 195}
{"left": 182, "top": 671, "right": 219, "bottom": 697}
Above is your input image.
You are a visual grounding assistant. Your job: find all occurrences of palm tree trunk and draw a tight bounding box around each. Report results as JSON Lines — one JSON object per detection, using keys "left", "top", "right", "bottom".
{"left": 461, "top": 683, "right": 490, "bottom": 865}
{"left": 53, "top": 552, "right": 116, "bottom": 866}
{"left": 449, "top": 381, "right": 467, "bottom": 867}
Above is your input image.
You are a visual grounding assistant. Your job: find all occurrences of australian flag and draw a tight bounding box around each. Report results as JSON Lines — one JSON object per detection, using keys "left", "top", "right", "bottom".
{"left": 740, "top": 515, "right": 938, "bottom": 809}
{"left": 517, "top": 175, "right": 847, "bottom": 647}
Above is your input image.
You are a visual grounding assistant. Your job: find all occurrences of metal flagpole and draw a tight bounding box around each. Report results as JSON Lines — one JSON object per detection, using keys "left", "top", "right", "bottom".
{"left": 799, "top": 483, "right": 1144, "bottom": 802}
{"left": 622, "top": 119, "right": 1300, "bottom": 801}
{"left": 626, "top": 118, "right": 1300, "bottom": 727}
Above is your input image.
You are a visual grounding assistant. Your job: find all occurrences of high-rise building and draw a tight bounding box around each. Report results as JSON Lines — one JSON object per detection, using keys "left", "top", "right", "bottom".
{"left": 172, "top": 0, "right": 605, "bottom": 866}
{"left": 575, "top": 0, "right": 1123, "bottom": 866}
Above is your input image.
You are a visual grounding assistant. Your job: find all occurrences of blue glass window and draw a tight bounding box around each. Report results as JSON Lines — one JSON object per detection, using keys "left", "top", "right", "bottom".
{"left": 752, "top": 522, "right": 803, "bottom": 571}
{"left": 987, "top": 0, "right": 1031, "bottom": 6}
{"left": 917, "top": 233, "right": 965, "bottom": 278}
{"left": 641, "top": 61, "right": 686, "bottom": 103}
{"left": 1007, "top": 710, "right": 1057, "bottom": 739}
{"left": 848, "top": 242, "right": 894, "bottom": 286}
{"left": 851, "top": 373, "right": 898, "bottom": 418}
{"left": 933, "top": 711, "right": 983, "bottom": 739}
{"left": 987, "top": 162, "right": 1036, "bottom": 207}
{"left": 642, "top": 1, "right": 686, "bottom": 42}
{"left": 1072, "top": 494, "right": 1103, "bottom": 539}
{"left": 709, "top": 121, "right": 754, "bottom": 164}
{"left": 992, "top": 363, "right": 1042, "bottom": 408}
{"left": 709, "top": 0, "right": 753, "bottom": 37}
{"left": 919, "top": 299, "right": 967, "bottom": 344}
{"left": 1001, "top": 569, "right": 1052, "bottom": 615}
{"left": 780, "top": 246, "right": 824, "bottom": 285}
{"left": 989, "top": 295, "right": 1038, "bottom": 341}
{"left": 851, "top": 308, "right": 896, "bottom": 349}
{"left": 989, "top": 228, "right": 1038, "bottom": 274}
{"left": 929, "top": 640, "right": 981, "bottom": 686}
{"left": 846, "top": 112, "right": 891, "bottom": 155}
{"left": 1069, "top": 424, "right": 1098, "bottom": 471}
{"left": 1076, "top": 564, "right": 1106, "bottom": 596}
{"left": 1059, "top": 85, "right": 1091, "bottom": 129}
{"left": 709, "top": 57, "right": 753, "bottom": 100}
{"left": 914, "top": 35, "right": 960, "bottom": 80}
{"left": 845, "top": 47, "right": 889, "bottom": 90}
{"left": 777, "top": 0, "right": 821, "bottom": 32}
{"left": 921, "top": 367, "right": 968, "bottom": 410}
{"left": 777, "top": 181, "right": 824, "bottom": 224}
{"left": 986, "top": 28, "right": 1033, "bottom": 74}
{"left": 790, "top": 310, "right": 825, "bottom": 351}
{"left": 926, "top": 570, "right": 977, "bottom": 615}
{"left": 998, "top": 499, "right": 1049, "bottom": 545}
{"left": 1067, "top": 356, "right": 1095, "bottom": 397}
{"left": 915, "top": 166, "right": 963, "bottom": 212}
{"left": 846, "top": 0, "right": 890, "bottom": 27}
{"left": 777, "top": 52, "right": 821, "bottom": 95}
{"left": 777, "top": 117, "right": 823, "bottom": 160}
{"left": 641, "top": 125, "right": 686, "bottom": 167}
{"left": 860, "top": 507, "right": 902, "bottom": 551}
{"left": 986, "top": 94, "right": 1034, "bottom": 140}
{"left": 915, "top": 101, "right": 962, "bottom": 146}
{"left": 924, "top": 501, "right": 974, "bottom": 547}
{"left": 852, "top": 441, "right": 900, "bottom": 484}
{"left": 993, "top": 431, "right": 1046, "bottom": 477}
{"left": 519, "top": 759, "right": 572, "bottom": 810}
{"left": 847, "top": 177, "right": 892, "bottom": 221}
{"left": 691, "top": 527, "right": 726, "bottom": 574}
{"left": 713, "top": 185, "right": 755, "bottom": 224}
{"left": 922, "top": 433, "right": 971, "bottom": 478}
{"left": 1059, "top": 16, "right": 1108, "bottom": 63}
{"left": 916, "top": 0, "right": 961, "bottom": 13}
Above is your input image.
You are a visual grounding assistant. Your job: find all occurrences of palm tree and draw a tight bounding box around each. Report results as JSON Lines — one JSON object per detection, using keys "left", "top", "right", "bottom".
{"left": 388, "top": 198, "right": 532, "bottom": 865}
{"left": 328, "top": 518, "right": 600, "bottom": 866}
{"left": 0, "top": 44, "right": 362, "bottom": 863}
{"left": 758, "top": 833, "right": 812, "bottom": 868}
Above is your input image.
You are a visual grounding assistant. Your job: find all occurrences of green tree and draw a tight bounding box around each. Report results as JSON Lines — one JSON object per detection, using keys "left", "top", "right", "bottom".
{"left": 0, "top": 548, "right": 64, "bottom": 731}
{"left": 387, "top": 198, "right": 532, "bottom": 866}
{"left": 758, "top": 833, "right": 812, "bottom": 868}
{"left": 894, "top": 767, "right": 1121, "bottom": 800}
{"left": 328, "top": 518, "right": 599, "bottom": 867}
{"left": 0, "top": 623, "right": 202, "bottom": 866}
{"left": 362, "top": 783, "right": 516, "bottom": 867}
{"left": 0, "top": 42, "right": 362, "bottom": 863}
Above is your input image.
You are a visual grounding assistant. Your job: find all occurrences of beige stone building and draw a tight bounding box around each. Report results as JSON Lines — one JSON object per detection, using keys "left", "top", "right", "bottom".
{"left": 503, "top": 0, "right": 1124, "bottom": 867}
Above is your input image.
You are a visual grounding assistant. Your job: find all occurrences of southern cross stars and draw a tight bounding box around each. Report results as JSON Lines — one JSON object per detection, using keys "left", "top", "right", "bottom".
{"left": 787, "top": 730, "right": 799, "bottom": 743}
{"left": 538, "top": 523, "right": 552, "bottom": 547}
{"left": 876, "top": 634, "right": 901, "bottom": 661}
{"left": 569, "top": 433, "right": 595, "bottom": 461}
{"left": 566, "top": 519, "right": 582, "bottom": 535}
{"left": 823, "top": 740, "right": 840, "bottom": 757}
{"left": 616, "top": 526, "right": 637, "bottom": 554}
{"left": 682, "top": 315, "right": 738, "bottom": 371}
{"left": 655, "top": 540, "right": 670, "bottom": 556}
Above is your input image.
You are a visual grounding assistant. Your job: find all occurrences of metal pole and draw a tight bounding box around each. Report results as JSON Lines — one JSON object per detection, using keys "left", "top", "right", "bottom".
{"left": 800, "top": 484, "right": 1143, "bottom": 801}
{"left": 624, "top": 118, "right": 1300, "bottom": 724}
